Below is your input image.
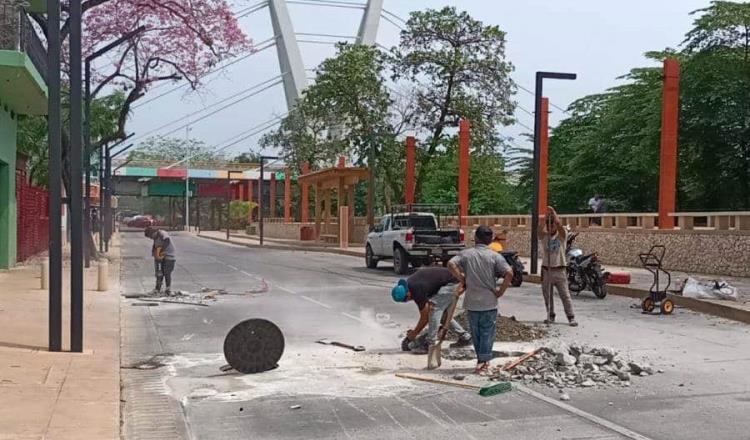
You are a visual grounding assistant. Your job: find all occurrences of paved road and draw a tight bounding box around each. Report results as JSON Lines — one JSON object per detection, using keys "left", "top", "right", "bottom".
{"left": 120, "top": 231, "right": 750, "bottom": 440}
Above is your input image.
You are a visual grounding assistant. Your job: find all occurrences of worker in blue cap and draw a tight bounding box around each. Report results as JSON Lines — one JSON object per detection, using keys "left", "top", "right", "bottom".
{"left": 392, "top": 266, "right": 472, "bottom": 354}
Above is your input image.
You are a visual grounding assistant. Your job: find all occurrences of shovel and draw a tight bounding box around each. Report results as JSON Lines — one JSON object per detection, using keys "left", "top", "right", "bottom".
{"left": 427, "top": 294, "right": 459, "bottom": 370}
{"left": 316, "top": 339, "right": 365, "bottom": 352}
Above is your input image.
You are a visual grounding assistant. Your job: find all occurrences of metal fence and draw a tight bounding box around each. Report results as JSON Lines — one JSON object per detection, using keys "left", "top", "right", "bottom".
{"left": 16, "top": 169, "right": 49, "bottom": 262}
{"left": 0, "top": 1, "right": 47, "bottom": 82}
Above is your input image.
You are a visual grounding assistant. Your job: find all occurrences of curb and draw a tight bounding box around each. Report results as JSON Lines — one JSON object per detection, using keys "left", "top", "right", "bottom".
{"left": 199, "top": 233, "right": 750, "bottom": 326}
{"left": 196, "top": 233, "right": 364, "bottom": 258}
{"left": 523, "top": 274, "right": 750, "bottom": 325}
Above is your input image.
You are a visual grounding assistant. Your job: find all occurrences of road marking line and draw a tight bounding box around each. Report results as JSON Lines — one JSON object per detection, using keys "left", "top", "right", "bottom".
{"left": 226, "top": 264, "right": 238, "bottom": 271}
{"left": 341, "top": 312, "right": 363, "bottom": 322}
{"left": 300, "top": 295, "right": 333, "bottom": 309}
{"left": 240, "top": 270, "right": 254, "bottom": 277}
{"left": 515, "top": 384, "right": 654, "bottom": 440}
{"left": 273, "top": 285, "right": 297, "bottom": 295}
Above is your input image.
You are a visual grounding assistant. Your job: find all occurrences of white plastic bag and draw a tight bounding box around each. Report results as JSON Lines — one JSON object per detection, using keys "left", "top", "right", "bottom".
{"left": 682, "top": 277, "right": 738, "bottom": 301}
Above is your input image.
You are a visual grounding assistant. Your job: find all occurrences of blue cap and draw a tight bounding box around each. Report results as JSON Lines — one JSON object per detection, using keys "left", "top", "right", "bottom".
{"left": 392, "top": 279, "right": 408, "bottom": 302}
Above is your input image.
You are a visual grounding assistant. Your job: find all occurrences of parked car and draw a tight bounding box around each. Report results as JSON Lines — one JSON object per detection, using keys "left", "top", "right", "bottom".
{"left": 127, "top": 215, "right": 154, "bottom": 228}
{"left": 366, "top": 205, "right": 465, "bottom": 275}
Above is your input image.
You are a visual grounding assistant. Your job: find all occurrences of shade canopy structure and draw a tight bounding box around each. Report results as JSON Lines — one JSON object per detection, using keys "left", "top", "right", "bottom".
{"left": 296, "top": 164, "right": 369, "bottom": 245}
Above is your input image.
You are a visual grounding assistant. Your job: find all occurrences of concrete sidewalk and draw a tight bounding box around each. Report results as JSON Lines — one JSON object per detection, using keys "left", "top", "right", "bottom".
{"left": 197, "top": 229, "right": 750, "bottom": 324}
{"left": 0, "top": 240, "right": 121, "bottom": 440}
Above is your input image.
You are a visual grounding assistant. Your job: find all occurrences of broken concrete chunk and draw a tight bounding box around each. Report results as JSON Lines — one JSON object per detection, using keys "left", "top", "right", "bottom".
{"left": 581, "top": 379, "right": 596, "bottom": 387}
{"left": 556, "top": 353, "right": 577, "bottom": 366}
{"left": 628, "top": 362, "right": 644, "bottom": 375}
{"left": 560, "top": 393, "right": 571, "bottom": 401}
{"left": 617, "top": 371, "right": 631, "bottom": 381}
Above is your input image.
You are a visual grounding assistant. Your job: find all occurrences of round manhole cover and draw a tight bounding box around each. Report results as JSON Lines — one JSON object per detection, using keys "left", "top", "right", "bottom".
{"left": 223, "top": 319, "right": 285, "bottom": 374}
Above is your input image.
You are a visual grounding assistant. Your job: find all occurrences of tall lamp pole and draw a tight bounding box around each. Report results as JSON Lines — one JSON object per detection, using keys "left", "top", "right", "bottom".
{"left": 47, "top": 0, "right": 63, "bottom": 352}
{"left": 530, "top": 71, "right": 577, "bottom": 275}
{"left": 184, "top": 126, "right": 192, "bottom": 231}
{"left": 84, "top": 26, "right": 145, "bottom": 266}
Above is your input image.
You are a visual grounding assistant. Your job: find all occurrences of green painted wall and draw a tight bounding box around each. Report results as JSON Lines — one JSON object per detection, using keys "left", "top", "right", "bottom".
{"left": 0, "top": 108, "right": 17, "bottom": 269}
{"left": 147, "top": 181, "right": 197, "bottom": 197}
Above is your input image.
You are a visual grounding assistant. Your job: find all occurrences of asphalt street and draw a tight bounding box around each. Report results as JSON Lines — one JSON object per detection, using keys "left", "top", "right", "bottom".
{"left": 120, "top": 231, "right": 750, "bottom": 440}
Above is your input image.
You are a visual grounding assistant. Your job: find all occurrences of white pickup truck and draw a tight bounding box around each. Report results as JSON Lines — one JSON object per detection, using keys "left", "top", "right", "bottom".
{"left": 365, "top": 212, "right": 465, "bottom": 274}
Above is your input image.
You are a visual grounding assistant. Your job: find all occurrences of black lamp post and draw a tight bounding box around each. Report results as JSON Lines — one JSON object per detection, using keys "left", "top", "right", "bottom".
{"left": 530, "top": 71, "right": 577, "bottom": 275}
{"left": 84, "top": 26, "right": 145, "bottom": 266}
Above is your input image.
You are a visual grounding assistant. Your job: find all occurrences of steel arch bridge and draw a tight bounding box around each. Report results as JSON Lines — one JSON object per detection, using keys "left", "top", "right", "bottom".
{"left": 267, "top": 0, "right": 384, "bottom": 109}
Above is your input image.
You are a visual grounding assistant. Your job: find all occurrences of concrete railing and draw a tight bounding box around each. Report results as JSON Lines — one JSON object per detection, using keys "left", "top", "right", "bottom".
{"left": 439, "top": 212, "right": 750, "bottom": 232}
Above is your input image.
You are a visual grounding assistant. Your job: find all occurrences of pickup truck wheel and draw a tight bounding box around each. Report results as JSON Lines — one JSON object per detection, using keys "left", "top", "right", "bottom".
{"left": 393, "top": 247, "right": 409, "bottom": 275}
{"left": 365, "top": 245, "right": 378, "bottom": 269}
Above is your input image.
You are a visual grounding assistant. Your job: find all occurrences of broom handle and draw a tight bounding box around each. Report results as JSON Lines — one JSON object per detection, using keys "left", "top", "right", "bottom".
{"left": 396, "top": 373, "right": 480, "bottom": 391}
{"left": 502, "top": 348, "right": 541, "bottom": 371}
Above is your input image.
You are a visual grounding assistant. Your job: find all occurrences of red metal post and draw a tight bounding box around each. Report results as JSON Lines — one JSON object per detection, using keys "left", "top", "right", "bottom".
{"left": 538, "top": 97, "right": 550, "bottom": 216}
{"left": 284, "top": 167, "right": 292, "bottom": 223}
{"left": 238, "top": 181, "right": 245, "bottom": 201}
{"left": 658, "top": 58, "right": 680, "bottom": 230}
{"left": 301, "top": 162, "right": 310, "bottom": 223}
{"left": 247, "top": 179, "right": 254, "bottom": 222}
{"left": 458, "top": 119, "right": 470, "bottom": 224}
{"left": 405, "top": 136, "right": 416, "bottom": 205}
{"left": 270, "top": 172, "right": 277, "bottom": 218}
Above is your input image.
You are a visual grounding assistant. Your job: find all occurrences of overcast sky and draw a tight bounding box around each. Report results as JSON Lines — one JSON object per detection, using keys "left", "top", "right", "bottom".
{"left": 127, "top": 0, "right": 710, "bottom": 159}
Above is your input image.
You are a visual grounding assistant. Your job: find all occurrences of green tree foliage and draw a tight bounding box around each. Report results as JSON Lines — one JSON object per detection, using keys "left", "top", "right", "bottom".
{"left": 420, "top": 136, "right": 519, "bottom": 215}
{"left": 17, "top": 91, "right": 126, "bottom": 187}
{"left": 229, "top": 200, "right": 257, "bottom": 229}
{"left": 548, "top": 1, "right": 750, "bottom": 212}
{"left": 129, "top": 137, "right": 225, "bottom": 163}
{"left": 389, "top": 6, "right": 516, "bottom": 197}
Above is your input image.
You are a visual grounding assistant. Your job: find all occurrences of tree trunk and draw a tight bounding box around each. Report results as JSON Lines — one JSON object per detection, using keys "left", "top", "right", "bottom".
{"left": 61, "top": 130, "right": 100, "bottom": 260}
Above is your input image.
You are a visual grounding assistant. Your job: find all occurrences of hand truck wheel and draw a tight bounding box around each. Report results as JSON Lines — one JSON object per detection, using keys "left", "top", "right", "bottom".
{"left": 660, "top": 299, "right": 675, "bottom": 315}
{"left": 641, "top": 297, "right": 655, "bottom": 313}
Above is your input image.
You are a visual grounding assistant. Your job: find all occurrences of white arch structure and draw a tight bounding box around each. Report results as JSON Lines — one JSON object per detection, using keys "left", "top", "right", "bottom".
{"left": 268, "top": 0, "right": 383, "bottom": 109}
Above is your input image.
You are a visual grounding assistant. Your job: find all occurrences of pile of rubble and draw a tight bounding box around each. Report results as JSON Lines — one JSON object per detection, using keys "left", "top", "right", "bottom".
{"left": 491, "top": 342, "right": 661, "bottom": 389}
{"left": 451, "top": 313, "right": 549, "bottom": 342}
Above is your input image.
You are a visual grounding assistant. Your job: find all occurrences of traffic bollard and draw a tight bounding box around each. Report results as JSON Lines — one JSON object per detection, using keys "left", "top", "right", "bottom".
{"left": 41, "top": 257, "right": 49, "bottom": 290}
{"left": 97, "top": 258, "right": 109, "bottom": 292}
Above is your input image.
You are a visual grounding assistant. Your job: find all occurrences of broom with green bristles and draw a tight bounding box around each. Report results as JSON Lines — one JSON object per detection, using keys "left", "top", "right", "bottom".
{"left": 396, "top": 373, "right": 513, "bottom": 397}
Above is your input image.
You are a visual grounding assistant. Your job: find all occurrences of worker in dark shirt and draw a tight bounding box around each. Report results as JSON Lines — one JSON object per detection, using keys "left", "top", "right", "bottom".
{"left": 392, "top": 266, "right": 472, "bottom": 354}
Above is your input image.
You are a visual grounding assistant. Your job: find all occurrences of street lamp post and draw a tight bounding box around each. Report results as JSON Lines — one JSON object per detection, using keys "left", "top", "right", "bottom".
{"left": 84, "top": 26, "right": 145, "bottom": 266}
{"left": 530, "top": 71, "right": 577, "bottom": 275}
{"left": 47, "top": 0, "right": 63, "bottom": 352}
{"left": 185, "top": 126, "right": 192, "bottom": 231}
{"left": 98, "top": 134, "right": 132, "bottom": 253}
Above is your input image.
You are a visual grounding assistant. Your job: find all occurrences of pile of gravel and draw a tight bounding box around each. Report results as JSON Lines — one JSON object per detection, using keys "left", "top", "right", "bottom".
{"left": 451, "top": 313, "right": 549, "bottom": 342}
{"left": 491, "top": 341, "right": 661, "bottom": 389}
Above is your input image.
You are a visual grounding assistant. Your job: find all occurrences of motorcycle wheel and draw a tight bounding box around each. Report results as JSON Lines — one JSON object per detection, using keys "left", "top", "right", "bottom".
{"left": 511, "top": 270, "right": 523, "bottom": 287}
{"left": 592, "top": 280, "right": 608, "bottom": 299}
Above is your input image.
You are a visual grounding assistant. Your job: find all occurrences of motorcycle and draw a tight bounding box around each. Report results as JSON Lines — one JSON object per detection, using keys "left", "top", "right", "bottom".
{"left": 565, "top": 230, "right": 609, "bottom": 299}
{"left": 501, "top": 251, "right": 525, "bottom": 287}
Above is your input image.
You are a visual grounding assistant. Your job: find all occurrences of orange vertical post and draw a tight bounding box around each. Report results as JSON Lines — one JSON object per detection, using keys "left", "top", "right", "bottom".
{"left": 658, "top": 58, "right": 680, "bottom": 230}
{"left": 247, "top": 179, "right": 254, "bottom": 222}
{"left": 301, "top": 162, "right": 310, "bottom": 223}
{"left": 269, "top": 172, "right": 277, "bottom": 218}
{"left": 284, "top": 167, "right": 292, "bottom": 223}
{"left": 405, "top": 136, "right": 416, "bottom": 205}
{"left": 458, "top": 119, "right": 470, "bottom": 224}
{"left": 238, "top": 181, "right": 245, "bottom": 202}
{"left": 538, "top": 97, "right": 550, "bottom": 216}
